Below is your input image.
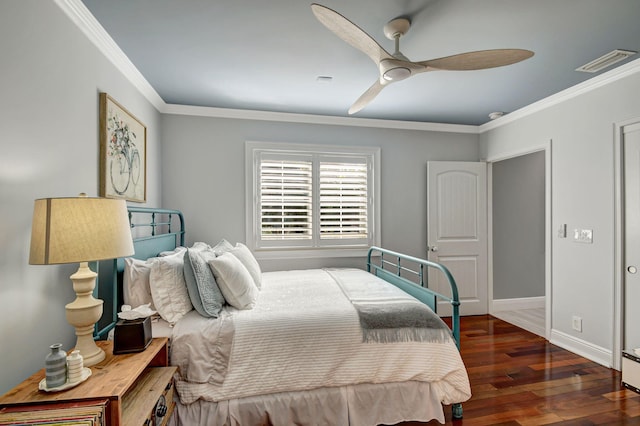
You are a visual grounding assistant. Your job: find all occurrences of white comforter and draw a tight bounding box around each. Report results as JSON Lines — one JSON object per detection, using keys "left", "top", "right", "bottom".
{"left": 171, "top": 268, "right": 470, "bottom": 406}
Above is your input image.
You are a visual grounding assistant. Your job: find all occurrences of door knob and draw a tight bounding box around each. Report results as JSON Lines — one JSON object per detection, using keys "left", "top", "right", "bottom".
{"left": 629, "top": 266, "right": 637, "bottom": 274}
{"left": 428, "top": 246, "right": 438, "bottom": 252}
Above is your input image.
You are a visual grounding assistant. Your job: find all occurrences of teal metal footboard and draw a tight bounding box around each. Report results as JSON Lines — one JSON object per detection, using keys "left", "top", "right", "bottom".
{"left": 366, "top": 246, "right": 460, "bottom": 347}
{"left": 367, "top": 246, "right": 463, "bottom": 419}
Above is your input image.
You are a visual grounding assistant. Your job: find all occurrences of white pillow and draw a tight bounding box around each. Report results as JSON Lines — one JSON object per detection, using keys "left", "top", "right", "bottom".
{"left": 159, "top": 246, "right": 187, "bottom": 257}
{"left": 211, "top": 239, "right": 234, "bottom": 256}
{"left": 208, "top": 252, "right": 259, "bottom": 310}
{"left": 229, "top": 243, "right": 262, "bottom": 289}
{"left": 123, "top": 257, "right": 154, "bottom": 309}
{"left": 149, "top": 251, "right": 193, "bottom": 324}
{"left": 191, "top": 241, "right": 211, "bottom": 251}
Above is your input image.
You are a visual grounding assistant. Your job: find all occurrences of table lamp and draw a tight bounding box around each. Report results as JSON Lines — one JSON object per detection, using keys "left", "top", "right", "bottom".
{"left": 29, "top": 194, "right": 134, "bottom": 366}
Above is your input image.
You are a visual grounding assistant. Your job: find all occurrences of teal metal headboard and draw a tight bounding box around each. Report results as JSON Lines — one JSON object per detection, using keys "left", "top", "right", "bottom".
{"left": 94, "top": 207, "right": 185, "bottom": 340}
{"left": 366, "top": 246, "right": 461, "bottom": 349}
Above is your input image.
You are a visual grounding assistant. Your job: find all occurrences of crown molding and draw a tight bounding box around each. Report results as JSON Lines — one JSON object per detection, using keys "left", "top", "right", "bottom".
{"left": 479, "top": 57, "right": 640, "bottom": 133}
{"left": 54, "top": 0, "right": 165, "bottom": 110}
{"left": 163, "top": 104, "right": 479, "bottom": 133}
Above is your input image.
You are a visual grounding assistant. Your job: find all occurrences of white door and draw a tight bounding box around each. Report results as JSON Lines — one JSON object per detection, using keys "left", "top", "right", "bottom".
{"left": 624, "top": 122, "right": 640, "bottom": 351}
{"left": 427, "top": 161, "right": 488, "bottom": 316}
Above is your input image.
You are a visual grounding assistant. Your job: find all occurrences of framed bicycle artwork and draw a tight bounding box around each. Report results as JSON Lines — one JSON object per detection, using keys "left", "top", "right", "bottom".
{"left": 99, "top": 93, "right": 147, "bottom": 202}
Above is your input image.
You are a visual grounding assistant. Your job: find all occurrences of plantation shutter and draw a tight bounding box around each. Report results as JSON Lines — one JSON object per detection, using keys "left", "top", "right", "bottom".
{"left": 248, "top": 142, "right": 379, "bottom": 253}
{"left": 319, "top": 160, "right": 368, "bottom": 240}
{"left": 260, "top": 158, "right": 313, "bottom": 240}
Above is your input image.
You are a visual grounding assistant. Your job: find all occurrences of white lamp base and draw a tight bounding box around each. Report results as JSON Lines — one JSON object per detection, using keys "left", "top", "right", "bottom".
{"left": 65, "top": 262, "right": 105, "bottom": 367}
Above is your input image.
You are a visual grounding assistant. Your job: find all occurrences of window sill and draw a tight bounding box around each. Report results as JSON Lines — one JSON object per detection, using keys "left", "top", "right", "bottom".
{"left": 253, "top": 247, "right": 373, "bottom": 260}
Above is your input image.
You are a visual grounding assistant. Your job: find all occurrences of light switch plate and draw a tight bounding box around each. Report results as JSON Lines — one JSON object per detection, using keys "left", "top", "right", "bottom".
{"left": 558, "top": 224, "right": 567, "bottom": 238}
{"left": 573, "top": 228, "right": 593, "bottom": 244}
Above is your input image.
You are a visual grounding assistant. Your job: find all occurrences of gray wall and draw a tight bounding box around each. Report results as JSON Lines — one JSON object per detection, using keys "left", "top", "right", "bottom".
{"left": 492, "top": 151, "right": 545, "bottom": 299}
{"left": 160, "top": 114, "right": 480, "bottom": 272}
{"left": 0, "top": 0, "right": 162, "bottom": 394}
{"left": 480, "top": 67, "right": 640, "bottom": 360}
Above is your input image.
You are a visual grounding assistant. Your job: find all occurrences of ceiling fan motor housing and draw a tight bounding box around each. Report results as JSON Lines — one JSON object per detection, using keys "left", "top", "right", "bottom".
{"left": 382, "top": 66, "right": 411, "bottom": 81}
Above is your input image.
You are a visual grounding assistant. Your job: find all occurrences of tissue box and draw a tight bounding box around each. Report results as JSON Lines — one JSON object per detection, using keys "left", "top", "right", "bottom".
{"left": 113, "top": 317, "right": 152, "bottom": 354}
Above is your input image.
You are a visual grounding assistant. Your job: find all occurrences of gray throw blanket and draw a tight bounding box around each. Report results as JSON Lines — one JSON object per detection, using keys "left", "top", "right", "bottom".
{"left": 354, "top": 300, "right": 453, "bottom": 343}
{"left": 325, "top": 268, "right": 453, "bottom": 344}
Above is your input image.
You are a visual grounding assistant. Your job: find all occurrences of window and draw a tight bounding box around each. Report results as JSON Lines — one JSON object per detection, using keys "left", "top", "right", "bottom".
{"left": 246, "top": 142, "right": 380, "bottom": 258}
{"left": 260, "top": 155, "right": 313, "bottom": 241}
{"left": 319, "top": 161, "right": 369, "bottom": 240}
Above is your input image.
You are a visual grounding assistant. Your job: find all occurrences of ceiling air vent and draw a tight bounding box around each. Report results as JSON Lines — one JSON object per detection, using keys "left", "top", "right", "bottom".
{"left": 576, "top": 49, "right": 637, "bottom": 73}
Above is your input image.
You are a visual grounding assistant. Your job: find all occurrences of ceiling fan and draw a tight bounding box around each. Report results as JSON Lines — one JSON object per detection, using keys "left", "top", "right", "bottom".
{"left": 311, "top": 3, "right": 534, "bottom": 114}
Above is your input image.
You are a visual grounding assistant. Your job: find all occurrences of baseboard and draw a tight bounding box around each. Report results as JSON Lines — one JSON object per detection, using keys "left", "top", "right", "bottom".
{"left": 491, "top": 296, "right": 545, "bottom": 312}
{"left": 550, "top": 329, "right": 613, "bottom": 369}
{"left": 490, "top": 297, "right": 614, "bottom": 368}
{"left": 490, "top": 297, "right": 545, "bottom": 337}
{"left": 492, "top": 312, "right": 545, "bottom": 338}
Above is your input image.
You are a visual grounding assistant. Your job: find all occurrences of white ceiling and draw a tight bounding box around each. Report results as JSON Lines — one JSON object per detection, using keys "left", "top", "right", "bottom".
{"left": 80, "top": 0, "right": 640, "bottom": 126}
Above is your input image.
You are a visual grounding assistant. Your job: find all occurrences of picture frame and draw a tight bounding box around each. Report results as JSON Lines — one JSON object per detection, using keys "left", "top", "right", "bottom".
{"left": 99, "top": 93, "right": 147, "bottom": 202}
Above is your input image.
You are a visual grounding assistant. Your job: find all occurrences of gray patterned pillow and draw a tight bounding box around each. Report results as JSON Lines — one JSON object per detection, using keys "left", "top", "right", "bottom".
{"left": 183, "top": 244, "right": 225, "bottom": 318}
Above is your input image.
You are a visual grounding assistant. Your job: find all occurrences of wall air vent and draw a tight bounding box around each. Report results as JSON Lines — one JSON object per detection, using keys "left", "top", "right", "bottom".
{"left": 576, "top": 49, "right": 637, "bottom": 73}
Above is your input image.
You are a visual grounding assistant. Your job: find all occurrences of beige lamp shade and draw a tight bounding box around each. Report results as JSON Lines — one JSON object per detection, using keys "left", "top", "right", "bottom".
{"left": 29, "top": 196, "right": 134, "bottom": 265}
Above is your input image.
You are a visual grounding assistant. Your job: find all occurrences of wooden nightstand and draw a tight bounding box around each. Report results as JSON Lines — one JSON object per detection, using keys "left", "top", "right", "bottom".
{"left": 0, "top": 338, "right": 176, "bottom": 426}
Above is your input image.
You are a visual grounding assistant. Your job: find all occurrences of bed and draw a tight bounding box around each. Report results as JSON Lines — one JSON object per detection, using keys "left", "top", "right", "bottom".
{"left": 100, "top": 207, "right": 470, "bottom": 425}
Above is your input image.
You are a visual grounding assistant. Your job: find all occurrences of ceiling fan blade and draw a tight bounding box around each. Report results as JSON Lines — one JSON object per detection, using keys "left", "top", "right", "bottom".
{"left": 311, "top": 3, "right": 394, "bottom": 64}
{"left": 417, "top": 49, "right": 534, "bottom": 71}
{"left": 348, "top": 80, "right": 386, "bottom": 114}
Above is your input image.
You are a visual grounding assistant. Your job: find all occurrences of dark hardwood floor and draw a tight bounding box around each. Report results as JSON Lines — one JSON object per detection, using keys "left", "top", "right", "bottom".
{"left": 406, "top": 315, "right": 640, "bottom": 425}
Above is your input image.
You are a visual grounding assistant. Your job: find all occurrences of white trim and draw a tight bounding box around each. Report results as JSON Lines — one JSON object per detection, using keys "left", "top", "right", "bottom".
{"left": 252, "top": 248, "right": 371, "bottom": 261}
{"left": 484, "top": 143, "right": 549, "bottom": 163}
{"left": 491, "top": 296, "right": 545, "bottom": 312}
{"left": 492, "top": 313, "right": 545, "bottom": 338}
{"left": 163, "top": 104, "right": 478, "bottom": 133}
{"left": 491, "top": 297, "right": 545, "bottom": 338}
{"left": 54, "top": 0, "right": 165, "bottom": 111}
{"left": 479, "top": 57, "right": 640, "bottom": 133}
{"left": 545, "top": 142, "right": 553, "bottom": 342}
{"left": 487, "top": 163, "right": 494, "bottom": 314}
{"left": 614, "top": 120, "right": 624, "bottom": 371}
{"left": 550, "top": 329, "right": 613, "bottom": 368}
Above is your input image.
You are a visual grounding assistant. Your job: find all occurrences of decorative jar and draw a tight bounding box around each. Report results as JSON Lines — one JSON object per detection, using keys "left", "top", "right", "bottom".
{"left": 45, "top": 343, "right": 67, "bottom": 388}
{"left": 66, "top": 350, "right": 84, "bottom": 383}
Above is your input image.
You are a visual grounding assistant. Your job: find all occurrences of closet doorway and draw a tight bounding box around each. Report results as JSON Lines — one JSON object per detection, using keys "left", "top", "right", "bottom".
{"left": 489, "top": 149, "right": 549, "bottom": 338}
{"left": 613, "top": 117, "right": 640, "bottom": 370}
{"left": 618, "top": 119, "right": 640, "bottom": 368}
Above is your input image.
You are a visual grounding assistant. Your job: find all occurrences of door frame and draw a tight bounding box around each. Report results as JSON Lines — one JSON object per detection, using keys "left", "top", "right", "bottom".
{"left": 613, "top": 116, "right": 640, "bottom": 371}
{"left": 485, "top": 140, "right": 552, "bottom": 340}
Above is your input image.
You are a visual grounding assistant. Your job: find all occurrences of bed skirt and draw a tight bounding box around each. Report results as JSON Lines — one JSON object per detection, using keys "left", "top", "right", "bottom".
{"left": 167, "top": 380, "right": 446, "bottom": 426}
